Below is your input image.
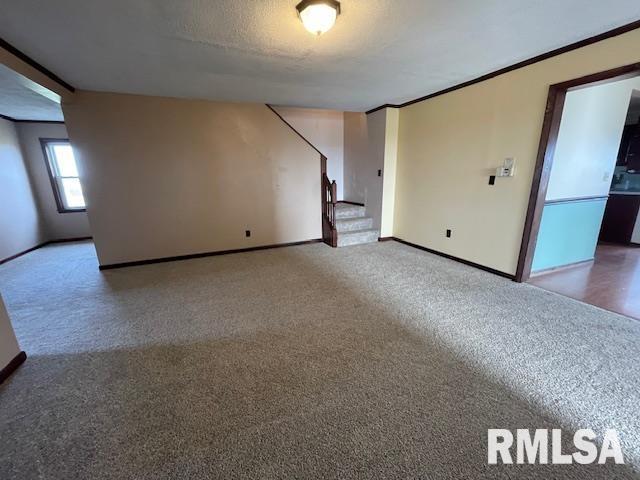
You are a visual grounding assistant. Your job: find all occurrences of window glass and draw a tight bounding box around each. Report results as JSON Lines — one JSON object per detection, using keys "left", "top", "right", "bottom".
{"left": 61, "top": 177, "right": 85, "bottom": 209}
{"left": 42, "top": 140, "right": 86, "bottom": 211}
{"left": 52, "top": 144, "right": 78, "bottom": 177}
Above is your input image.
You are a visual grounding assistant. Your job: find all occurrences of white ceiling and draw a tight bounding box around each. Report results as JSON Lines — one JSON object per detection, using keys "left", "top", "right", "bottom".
{"left": 0, "top": 0, "right": 639, "bottom": 112}
{"left": 0, "top": 64, "right": 63, "bottom": 121}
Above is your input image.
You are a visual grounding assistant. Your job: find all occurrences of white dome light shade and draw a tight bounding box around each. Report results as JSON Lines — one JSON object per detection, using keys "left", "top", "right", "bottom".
{"left": 296, "top": 0, "right": 341, "bottom": 36}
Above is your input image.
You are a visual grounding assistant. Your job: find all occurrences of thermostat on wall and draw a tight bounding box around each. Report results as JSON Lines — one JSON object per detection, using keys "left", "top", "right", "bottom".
{"left": 496, "top": 157, "right": 515, "bottom": 177}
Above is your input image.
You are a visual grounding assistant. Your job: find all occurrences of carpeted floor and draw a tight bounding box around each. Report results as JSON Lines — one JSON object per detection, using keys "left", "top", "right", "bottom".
{"left": 0, "top": 240, "right": 639, "bottom": 479}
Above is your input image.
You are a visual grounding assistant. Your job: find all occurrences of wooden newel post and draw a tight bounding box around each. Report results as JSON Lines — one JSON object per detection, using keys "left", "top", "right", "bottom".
{"left": 331, "top": 181, "right": 337, "bottom": 203}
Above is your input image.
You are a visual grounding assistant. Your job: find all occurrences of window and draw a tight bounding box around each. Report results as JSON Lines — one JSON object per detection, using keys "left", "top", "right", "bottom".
{"left": 40, "top": 139, "right": 86, "bottom": 212}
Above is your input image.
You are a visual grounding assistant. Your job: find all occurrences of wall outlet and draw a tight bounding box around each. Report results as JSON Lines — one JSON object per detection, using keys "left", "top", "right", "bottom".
{"left": 378, "top": 169, "right": 382, "bottom": 177}
{"left": 489, "top": 175, "right": 496, "bottom": 185}
{"left": 446, "top": 229, "right": 452, "bottom": 238}
{"left": 245, "top": 230, "right": 251, "bottom": 237}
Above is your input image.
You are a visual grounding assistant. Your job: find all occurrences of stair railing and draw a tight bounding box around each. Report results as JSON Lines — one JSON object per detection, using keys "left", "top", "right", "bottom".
{"left": 322, "top": 172, "right": 338, "bottom": 247}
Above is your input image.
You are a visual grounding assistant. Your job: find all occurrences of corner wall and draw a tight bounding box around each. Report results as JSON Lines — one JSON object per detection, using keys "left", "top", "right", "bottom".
{"left": 0, "top": 293, "right": 21, "bottom": 372}
{"left": 63, "top": 92, "right": 322, "bottom": 266}
{"left": 16, "top": 122, "right": 92, "bottom": 240}
{"left": 343, "top": 111, "right": 386, "bottom": 229}
{"left": 381, "top": 109, "right": 399, "bottom": 238}
{"left": 393, "top": 27, "right": 640, "bottom": 275}
{"left": 0, "top": 118, "right": 45, "bottom": 261}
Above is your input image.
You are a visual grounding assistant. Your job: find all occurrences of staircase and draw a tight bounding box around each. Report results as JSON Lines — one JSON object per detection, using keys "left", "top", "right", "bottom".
{"left": 335, "top": 203, "right": 379, "bottom": 247}
{"left": 267, "top": 106, "right": 378, "bottom": 249}
{"left": 267, "top": 107, "right": 377, "bottom": 249}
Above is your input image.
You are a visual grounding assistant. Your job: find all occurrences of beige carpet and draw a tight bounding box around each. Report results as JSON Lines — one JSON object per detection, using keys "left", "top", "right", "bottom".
{"left": 0, "top": 240, "right": 639, "bottom": 479}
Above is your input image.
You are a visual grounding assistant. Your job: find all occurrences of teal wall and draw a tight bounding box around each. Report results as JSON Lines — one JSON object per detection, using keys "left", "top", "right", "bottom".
{"left": 531, "top": 198, "right": 607, "bottom": 272}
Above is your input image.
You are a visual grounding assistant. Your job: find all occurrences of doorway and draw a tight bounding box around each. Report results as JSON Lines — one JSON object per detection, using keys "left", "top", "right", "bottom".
{"left": 517, "top": 63, "right": 640, "bottom": 318}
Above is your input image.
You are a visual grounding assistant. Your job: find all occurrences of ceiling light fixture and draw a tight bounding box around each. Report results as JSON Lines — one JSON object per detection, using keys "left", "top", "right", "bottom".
{"left": 296, "top": 0, "right": 341, "bottom": 36}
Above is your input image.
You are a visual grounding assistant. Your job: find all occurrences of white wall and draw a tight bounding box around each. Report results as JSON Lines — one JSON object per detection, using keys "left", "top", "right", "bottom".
{"left": 546, "top": 76, "right": 640, "bottom": 201}
{"left": 16, "top": 122, "right": 92, "bottom": 240}
{"left": 0, "top": 293, "right": 21, "bottom": 370}
{"left": 343, "top": 112, "right": 386, "bottom": 228}
{"left": 343, "top": 112, "right": 367, "bottom": 204}
{"left": 0, "top": 118, "right": 45, "bottom": 261}
{"left": 63, "top": 92, "right": 322, "bottom": 266}
{"left": 274, "top": 107, "right": 344, "bottom": 199}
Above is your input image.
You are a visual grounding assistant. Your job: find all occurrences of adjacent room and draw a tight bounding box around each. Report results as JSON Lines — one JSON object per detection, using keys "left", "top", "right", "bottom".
{"left": 0, "top": 64, "right": 91, "bottom": 264}
{"left": 1, "top": 1, "right": 640, "bottom": 479}
{"left": 528, "top": 77, "right": 640, "bottom": 319}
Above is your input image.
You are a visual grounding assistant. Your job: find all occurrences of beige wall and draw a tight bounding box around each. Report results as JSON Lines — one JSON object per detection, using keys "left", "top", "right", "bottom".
{"left": 0, "top": 293, "right": 21, "bottom": 370}
{"left": 381, "top": 108, "right": 399, "bottom": 238}
{"left": 393, "top": 28, "right": 640, "bottom": 275}
{"left": 274, "top": 107, "right": 344, "bottom": 199}
{"left": 16, "top": 122, "right": 92, "bottom": 240}
{"left": 63, "top": 92, "right": 322, "bottom": 266}
{"left": 0, "top": 118, "right": 45, "bottom": 261}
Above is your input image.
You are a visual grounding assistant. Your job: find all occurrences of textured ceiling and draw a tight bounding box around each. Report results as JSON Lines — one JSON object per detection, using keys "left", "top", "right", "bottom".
{"left": 0, "top": 0, "right": 639, "bottom": 111}
{"left": 0, "top": 64, "right": 63, "bottom": 121}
